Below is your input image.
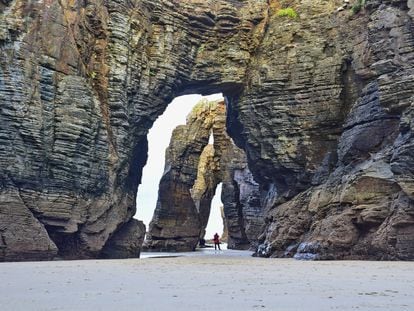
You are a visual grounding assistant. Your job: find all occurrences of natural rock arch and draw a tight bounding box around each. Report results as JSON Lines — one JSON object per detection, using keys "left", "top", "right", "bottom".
{"left": 1, "top": 0, "right": 413, "bottom": 261}
{"left": 0, "top": 0, "right": 269, "bottom": 260}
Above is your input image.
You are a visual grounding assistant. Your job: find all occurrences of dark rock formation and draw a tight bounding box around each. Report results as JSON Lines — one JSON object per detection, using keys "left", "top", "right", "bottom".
{"left": 0, "top": 0, "right": 268, "bottom": 260}
{"left": 0, "top": 187, "right": 58, "bottom": 261}
{"left": 219, "top": 127, "right": 264, "bottom": 250}
{"left": 146, "top": 100, "right": 263, "bottom": 251}
{"left": 0, "top": 0, "right": 413, "bottom": 260}
{"left": 101, "top": 219, "right": 145, "bottom": 259}
{"left": 252, "top": 0, "right": 414, "bottom": 260}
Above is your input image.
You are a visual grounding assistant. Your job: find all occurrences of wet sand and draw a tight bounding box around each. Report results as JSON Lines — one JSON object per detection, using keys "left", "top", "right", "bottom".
{"left": 0, "top": 248, "right": 413, "bottom": 311}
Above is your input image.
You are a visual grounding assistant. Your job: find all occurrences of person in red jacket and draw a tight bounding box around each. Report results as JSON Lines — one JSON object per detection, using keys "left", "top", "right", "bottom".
{"left": 213, "top": 233, "right": 221, "bottom": 251}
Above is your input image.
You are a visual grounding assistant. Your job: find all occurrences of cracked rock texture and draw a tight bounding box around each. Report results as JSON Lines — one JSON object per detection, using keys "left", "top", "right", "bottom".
{"left": 146, "top": 100, "right": 263, "bottom": 251}
{"left": 252, "top": 0, "right": 414, "bottom": 260}
{"left": 0, "top": 0, "right": 268, "bottom": 260}
{"left": 1, "top": 0, "right": 413, "bottom": 260}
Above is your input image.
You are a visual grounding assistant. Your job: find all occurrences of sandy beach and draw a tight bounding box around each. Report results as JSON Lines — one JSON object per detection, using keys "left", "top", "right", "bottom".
{"left": 0, "top": 248, "right": 413, "bottom": 311}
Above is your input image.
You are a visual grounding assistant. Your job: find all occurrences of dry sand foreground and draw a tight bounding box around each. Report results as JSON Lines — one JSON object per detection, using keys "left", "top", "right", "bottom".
{"left": 0, "top": 249, "right": 413, "bottom": 311}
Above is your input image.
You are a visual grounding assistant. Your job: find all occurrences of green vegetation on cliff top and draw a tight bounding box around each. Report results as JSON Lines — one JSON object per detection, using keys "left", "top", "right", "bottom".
{"left": 276, "top": 8, "right": 298, "bottom": 19}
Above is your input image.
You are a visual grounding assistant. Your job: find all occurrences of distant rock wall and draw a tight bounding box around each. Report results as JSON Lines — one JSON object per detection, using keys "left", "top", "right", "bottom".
{"left": 146, "top": 101, "right": 263, "bottom": 251}
{"left": 145, "top": 100, "right": 219, "bottom": 251}
{"left": 1, "top": 0, "right": 413, "bottom": 260}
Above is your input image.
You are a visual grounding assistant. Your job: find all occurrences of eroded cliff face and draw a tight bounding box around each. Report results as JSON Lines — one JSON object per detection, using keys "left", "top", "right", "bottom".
{"left": 1, "top": 0, "right": 413, "bottom": 260}
{"left": 0, "top": 0, "right": 268, "bottom": 260}
{"left": 146, "top": 100, "right": 263, "bottom": 251}
{"left": 249, "top": 0, "right": 414, "bottom": 260}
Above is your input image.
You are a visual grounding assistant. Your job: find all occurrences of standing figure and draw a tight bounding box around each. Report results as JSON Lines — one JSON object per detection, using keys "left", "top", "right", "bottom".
{"left": 213, "top": 233, "right": 221, "bottom": 251}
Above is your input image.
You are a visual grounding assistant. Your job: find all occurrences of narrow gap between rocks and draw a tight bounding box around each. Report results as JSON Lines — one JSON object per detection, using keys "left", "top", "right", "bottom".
{"left": 204, "top": 182, "right": 226, "bottom": 248}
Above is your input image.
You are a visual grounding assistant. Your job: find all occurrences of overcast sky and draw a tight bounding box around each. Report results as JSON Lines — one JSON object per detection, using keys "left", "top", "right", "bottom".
{"left": 134, "top": 93, "right": 225, "bottom": 240}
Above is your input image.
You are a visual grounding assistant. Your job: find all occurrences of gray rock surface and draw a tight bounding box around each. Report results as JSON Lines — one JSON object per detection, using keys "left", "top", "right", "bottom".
{"left": 0, "top": 0, "right": 413, "bottom": 260}
{"left": 254, "top": 0, "right": 414, "bottom": 260}
{"left": 101, "top": 219, "right": 146, "bottom": 259}
{"left": 0, "top": 0, "right": 268, "bottom": 260}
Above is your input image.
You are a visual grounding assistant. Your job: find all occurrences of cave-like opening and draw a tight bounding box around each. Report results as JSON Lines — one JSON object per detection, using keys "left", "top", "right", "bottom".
{"left": 134, "top": 93, "right": 224, "bottom": 237}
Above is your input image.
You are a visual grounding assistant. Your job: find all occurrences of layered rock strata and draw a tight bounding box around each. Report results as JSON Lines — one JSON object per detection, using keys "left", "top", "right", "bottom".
{"left": 0, "top": 0, "right": 413, "bottom": 260}
{"left": 146, "top": 100, "right": 263, "bottom": 251}
{"left": 251, "top": 0, "right": 414, "bottom": 260}
{"left": 0, "top": 0, "right": 268, "bottom": 260}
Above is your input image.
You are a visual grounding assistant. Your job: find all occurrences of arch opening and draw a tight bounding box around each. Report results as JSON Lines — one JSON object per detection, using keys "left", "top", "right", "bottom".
{"left": 134, "top": 93, "right": 224, "bottom": 237}
{"left": 137, "top": 94, "right": 264, "bottom": 253}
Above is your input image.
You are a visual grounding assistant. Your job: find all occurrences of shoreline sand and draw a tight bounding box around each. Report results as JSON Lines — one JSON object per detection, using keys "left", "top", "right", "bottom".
{"left": 1, "top": 249, "right": 413, "bottom": 311}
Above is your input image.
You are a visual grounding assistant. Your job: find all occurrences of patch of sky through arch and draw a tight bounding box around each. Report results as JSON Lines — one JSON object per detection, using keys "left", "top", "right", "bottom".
{"left": 135, "top": 93, "right": 225, "bottom": 239}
